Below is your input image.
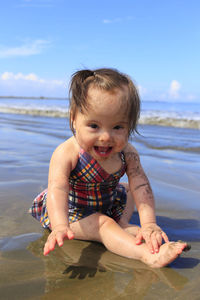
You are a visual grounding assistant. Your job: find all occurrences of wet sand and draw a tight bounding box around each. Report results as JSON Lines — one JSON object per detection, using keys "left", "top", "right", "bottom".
{"left": 0, "top": 113, "right": 200, "bottom": 300}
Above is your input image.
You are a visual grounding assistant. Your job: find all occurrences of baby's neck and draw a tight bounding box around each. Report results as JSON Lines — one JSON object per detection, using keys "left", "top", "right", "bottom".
{"left": 96, "top": 153, "right": 123, "bottom": 174}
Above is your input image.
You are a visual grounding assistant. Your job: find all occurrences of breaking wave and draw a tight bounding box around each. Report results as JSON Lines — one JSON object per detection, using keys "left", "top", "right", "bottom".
{"left": 139, "top": 115, "right": 200, "bottom": 129}
{"left": 0, "top": 104, "right": 200, "bottom": 129}
{"left": 0, "top": 106, "right": 69, "bottom": 118}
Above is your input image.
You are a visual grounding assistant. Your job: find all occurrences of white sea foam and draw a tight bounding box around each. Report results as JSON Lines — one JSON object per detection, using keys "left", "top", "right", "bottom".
{"left": 0, "top": 98, "right": 200, "bottom": 129}
{"left": 0, "top": 105, "right": 69, "bottom": 117}
{"left": 139, "top": 110, "right": 200, "bottom": 129}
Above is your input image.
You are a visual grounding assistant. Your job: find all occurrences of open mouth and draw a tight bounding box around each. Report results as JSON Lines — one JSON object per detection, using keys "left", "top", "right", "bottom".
{"left": 94, "top": 146, "right": 112, "bottom": 157}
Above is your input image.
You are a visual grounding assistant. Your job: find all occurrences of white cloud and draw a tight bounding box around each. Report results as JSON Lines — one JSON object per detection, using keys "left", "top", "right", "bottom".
{"left": 2, "top": 72, "right": 37, "bottom": 81}
{"left": 0, "top": 72, "right": 65, "bottom": 97}
{"left": 186, "top": 94, "right": 197, "bottom": 101}
{"left": 102, "top": 16, "right": 133, "bottom": 24}
{"left": 103, "top": 18, "right": 122, "bottom": 24}
{"left": 169, "top": 80, "right": 181, "bottom": 99}
{"left": 0, "top": 39, "right": 51, "bottom": 58}
{"left": 1, "top": 72, "right": 64, "bottom": 85}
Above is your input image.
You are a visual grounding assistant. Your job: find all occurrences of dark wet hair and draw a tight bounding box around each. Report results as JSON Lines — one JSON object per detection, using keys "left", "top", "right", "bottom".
{"left": 69, "top": 68, "right": 140, "bottom": 136}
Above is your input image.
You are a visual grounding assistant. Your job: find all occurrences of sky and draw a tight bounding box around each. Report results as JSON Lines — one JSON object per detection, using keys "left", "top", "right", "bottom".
{"left": 0, "top": 0, "right": 199, "bottom": 101}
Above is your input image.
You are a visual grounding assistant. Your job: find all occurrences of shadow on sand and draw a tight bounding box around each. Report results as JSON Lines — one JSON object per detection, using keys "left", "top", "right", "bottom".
{"left": 26, "top": 213, "right": 199, "bottom": 299}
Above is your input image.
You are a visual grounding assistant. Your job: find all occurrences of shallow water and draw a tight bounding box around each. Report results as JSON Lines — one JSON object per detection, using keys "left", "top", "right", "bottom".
{"left": 0, "top": 231, "right": 199, "bottom": 300}
{"left": 0, "top": 98, "right": 200, "bottom": 129}
{"left": 0, "top": 113, "right": 200, "bottom": 299}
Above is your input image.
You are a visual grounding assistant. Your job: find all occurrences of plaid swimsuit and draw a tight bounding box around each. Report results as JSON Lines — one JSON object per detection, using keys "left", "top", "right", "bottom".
{"left": 29, "top": 148, "right": 127, "bottom": 229}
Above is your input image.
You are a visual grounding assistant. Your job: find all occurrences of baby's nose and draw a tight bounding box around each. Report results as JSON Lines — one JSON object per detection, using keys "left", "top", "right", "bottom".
{"left": 99, "top": 130, "right": 111, "bottom": 142}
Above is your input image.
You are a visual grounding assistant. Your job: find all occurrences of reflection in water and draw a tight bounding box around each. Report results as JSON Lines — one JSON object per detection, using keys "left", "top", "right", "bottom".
{"left": 63, "top": 242, "right": 106, "bottom": 279}
{"left": 27, "top": 230, "right": 188, "bottom": 299}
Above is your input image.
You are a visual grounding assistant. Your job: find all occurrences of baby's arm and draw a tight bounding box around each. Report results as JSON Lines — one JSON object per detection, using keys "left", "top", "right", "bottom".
{"left": 124, "top": 143, "right": 169, "bottom": 253}
{"left": 44, "top": 138, "right": 78, "bottom": 255}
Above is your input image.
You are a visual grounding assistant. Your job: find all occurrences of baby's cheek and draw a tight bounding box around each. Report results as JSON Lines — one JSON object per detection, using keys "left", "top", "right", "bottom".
{"left": 117, "top": 136, "right": 128, "bottom": 147}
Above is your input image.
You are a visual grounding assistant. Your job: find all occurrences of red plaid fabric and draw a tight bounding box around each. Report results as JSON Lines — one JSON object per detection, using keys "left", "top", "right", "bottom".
{"left": 29, "top": 149, "right": 127, "bottom": 228}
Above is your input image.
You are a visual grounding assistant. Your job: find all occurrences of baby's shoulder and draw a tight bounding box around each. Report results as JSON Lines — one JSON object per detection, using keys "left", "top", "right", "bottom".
{"left": 123, "top": 142, "right": 139, "bottom": 156}
{"left": 51, "top": 137, "right": 80, "bottom": 170}
{"left": 56, "top": 136, "right": 78, "bottom": 151}
{"left": 123, "top": 143, "right": 140, "bottom": 165}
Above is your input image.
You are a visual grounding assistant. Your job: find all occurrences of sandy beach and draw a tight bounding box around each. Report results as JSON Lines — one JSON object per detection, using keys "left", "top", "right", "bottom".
{"left": 0, "top": 112, "right": 200, "bottom": 300}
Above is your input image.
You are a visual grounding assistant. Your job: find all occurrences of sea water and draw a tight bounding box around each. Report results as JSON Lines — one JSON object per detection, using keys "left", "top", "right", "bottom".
{"left": 1, "top": 110, "right": 199, "bottom": 213}
{"left": 0, "top": 97, "right": 200, "bottom": 129}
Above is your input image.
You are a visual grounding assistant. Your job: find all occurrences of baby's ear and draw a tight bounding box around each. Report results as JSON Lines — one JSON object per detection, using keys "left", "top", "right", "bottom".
{"left": 69, "top": 111, "right": 76, "bottom": 135}
{"left": 71, "top": 119, "right": 76, "bottom": 130}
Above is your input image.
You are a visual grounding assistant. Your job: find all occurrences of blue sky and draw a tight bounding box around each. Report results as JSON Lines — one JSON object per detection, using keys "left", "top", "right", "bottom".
{"left": 0, "top": 0, "right": 199, "bottom": 101}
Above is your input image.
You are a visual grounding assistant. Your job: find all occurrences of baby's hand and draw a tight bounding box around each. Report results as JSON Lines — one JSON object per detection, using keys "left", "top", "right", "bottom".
{"left": 135, "top": 223, "right": 169, "bottom": 254}
{"left": 43, "top": 224, "right": 74, "bottom": 256}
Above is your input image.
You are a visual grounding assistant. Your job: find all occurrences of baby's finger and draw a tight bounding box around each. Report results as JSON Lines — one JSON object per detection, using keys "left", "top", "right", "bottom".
{"left": 43, "top": 242, "right": 49, "bottom": 256}
{"left": 43, "top": 240, "right": 54, "bottom": 256}
{"left": 56, "top": 232, "right": 65, "bottom": 247}
{"left": 151, "top": 233, "right": 160, "bottom": 253}
{"left": 156, "top": 232, "right": 163, "bottom": 246}
{"left": 44, "top": 234, "right": 57, "bottom": 255}
{"left": 143, "top": 235, "right": 154, "bottom": 253}
{"left": 135, "top": 232, "right": 143, "bottom": 245}
{"left": 56, "top": 229, "right": 74, "bottom": 247}
{"left": 67, "top": 229, "right": 75, "bottom": 240}
{"left": 161, "top": 231, "right": 169, "bottom": 243}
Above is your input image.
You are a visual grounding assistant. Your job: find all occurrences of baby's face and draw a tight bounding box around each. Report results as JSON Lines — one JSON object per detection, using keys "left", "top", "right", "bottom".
{"left": 72, "top": 87, "right": 129, "bottom": 161}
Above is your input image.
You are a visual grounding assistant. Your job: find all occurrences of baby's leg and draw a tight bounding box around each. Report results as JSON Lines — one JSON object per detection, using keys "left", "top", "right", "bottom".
{"left": 118, "top": 182, "right": 140, "bottom": 236}
{"left": 69, "top": 213, "right": 188, "bottom": 268}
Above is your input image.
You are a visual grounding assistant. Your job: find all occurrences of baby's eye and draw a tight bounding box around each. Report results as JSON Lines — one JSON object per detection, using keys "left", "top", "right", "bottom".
{"left": 89, "top": 123, "right": 98, "bottom": 129}
{"left": 114, "top": 125, "right": 123, "bottom": 130}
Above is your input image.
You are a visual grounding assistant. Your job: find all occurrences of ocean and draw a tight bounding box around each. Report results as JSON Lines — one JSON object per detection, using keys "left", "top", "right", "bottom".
{"left": 0, "top": 97, "right": 200, "bottom": 129}
{"left": 0, "top": 97, "right": 200, "bottom": 298}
